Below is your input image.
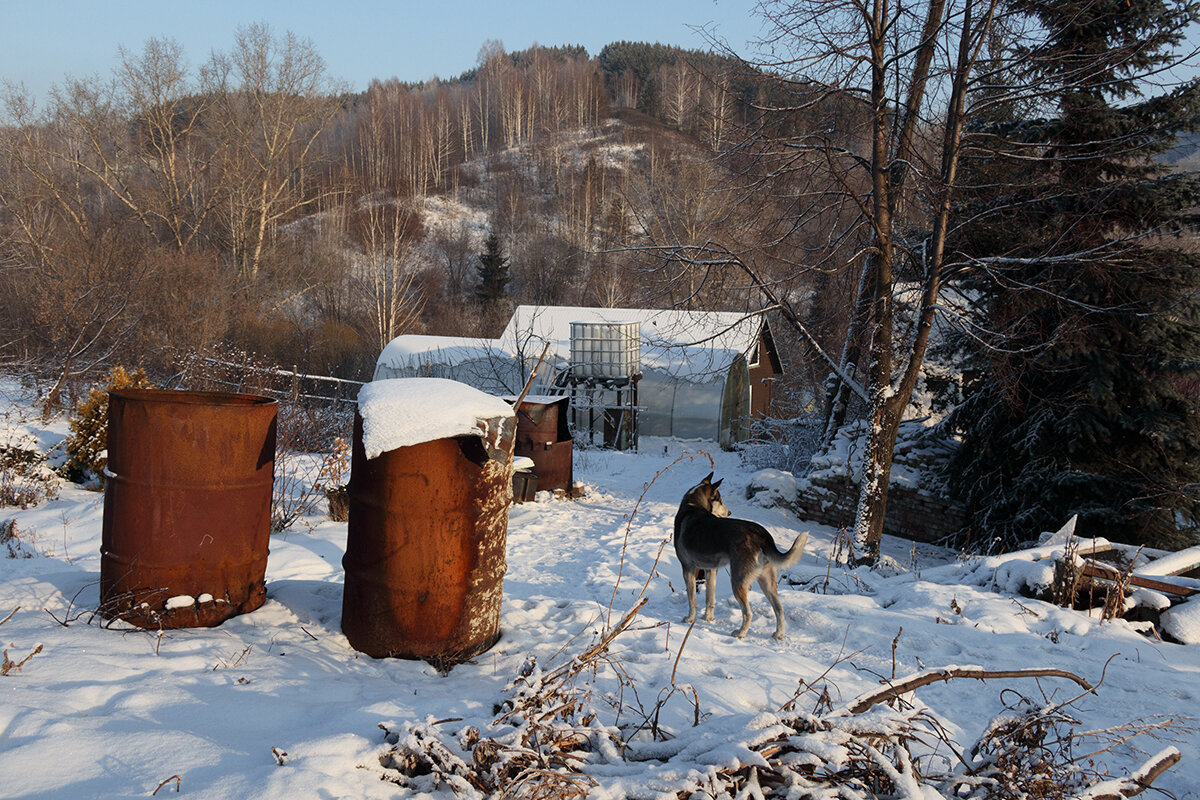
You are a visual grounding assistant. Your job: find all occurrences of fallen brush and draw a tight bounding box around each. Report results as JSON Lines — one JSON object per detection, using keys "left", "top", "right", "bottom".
{"left": 370, "top": 612, "right": 1183, "bottom": 800}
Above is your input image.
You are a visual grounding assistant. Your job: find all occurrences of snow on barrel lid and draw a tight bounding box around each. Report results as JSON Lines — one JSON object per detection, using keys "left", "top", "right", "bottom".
{"left": 358, "top": 378, "right": 516, "bottom": 459}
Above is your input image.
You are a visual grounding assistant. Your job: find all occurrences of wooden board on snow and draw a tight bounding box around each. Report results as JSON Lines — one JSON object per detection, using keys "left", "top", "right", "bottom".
{"left": 1082, "top": 562, "right": 1197, "bottom": 597}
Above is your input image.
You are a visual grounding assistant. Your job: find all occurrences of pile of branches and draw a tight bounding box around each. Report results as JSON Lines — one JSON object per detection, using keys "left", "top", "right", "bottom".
{"left": 697, "top": 667, "right": 1181, "bottom": 800}
{"left": 369, "top": 603, "right": 1183, "bottom": 800}
{"left": 374, "top": 601, "right": 646, "bottom": 798}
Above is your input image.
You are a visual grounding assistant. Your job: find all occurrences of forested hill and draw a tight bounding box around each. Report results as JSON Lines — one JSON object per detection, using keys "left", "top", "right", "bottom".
{"left": 2, "top": 34, "right": 838, "bottom": 386}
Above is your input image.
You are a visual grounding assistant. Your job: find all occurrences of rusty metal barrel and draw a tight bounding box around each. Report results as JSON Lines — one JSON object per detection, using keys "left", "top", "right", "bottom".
{"left": 341, "top": 379, "right": 515, "bottom": 662}
{"left": 100, "top": 389, "right": 277, "bottom": 629}
{"left": 513, "top": 395, "right": 573, "bottom": 493}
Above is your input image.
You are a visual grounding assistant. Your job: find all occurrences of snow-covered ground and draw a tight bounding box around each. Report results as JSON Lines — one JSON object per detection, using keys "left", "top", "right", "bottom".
{"left": 1, "top": 380, "right": 1197, "bottom": 799}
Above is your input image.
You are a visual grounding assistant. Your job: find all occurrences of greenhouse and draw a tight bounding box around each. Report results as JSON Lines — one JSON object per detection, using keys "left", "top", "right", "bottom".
{"left": 374, "top": 305, "right": 782, "bottom": 448}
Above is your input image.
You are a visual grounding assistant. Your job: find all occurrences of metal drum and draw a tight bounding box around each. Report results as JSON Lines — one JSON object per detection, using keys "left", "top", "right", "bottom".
{"left": 100, "top": 389, "right": 277, "bottom": 629}
{"left": 513, "top": 395, "right": 573, "bottom": 492}
{"left": 341, "top": 412, "right": 515, "bottom": 662}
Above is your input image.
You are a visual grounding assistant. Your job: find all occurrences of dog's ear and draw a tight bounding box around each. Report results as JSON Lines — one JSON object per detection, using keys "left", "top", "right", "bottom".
{"left": 702, "top": 472, "right": 714, "bottom": 484}
{"left": 712, "top": 478, "right": 723, "bottom": 490}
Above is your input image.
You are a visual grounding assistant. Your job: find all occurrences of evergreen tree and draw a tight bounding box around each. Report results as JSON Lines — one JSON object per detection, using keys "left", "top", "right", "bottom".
{"left": 947, "top": 0, "right": 1200, "bottom": 549}
{"left": 474, "top": 232, "right": 510, "bottom": 308}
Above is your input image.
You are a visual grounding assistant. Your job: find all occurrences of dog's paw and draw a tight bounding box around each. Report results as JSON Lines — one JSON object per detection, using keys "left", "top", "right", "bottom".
{"left": 702, "top": 612, "right": 715, "bottom": 622}
{"left": 731, "top": 628, "right": 748, "bottom": 638}
{"left": 682, "top": 614, "right": 696, "bottom": 624}
{"left": 772, "top": 631, "right": 786, "bottom": 641}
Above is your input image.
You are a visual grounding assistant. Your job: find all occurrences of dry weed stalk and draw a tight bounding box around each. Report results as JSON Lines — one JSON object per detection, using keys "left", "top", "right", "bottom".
{"left": 1052, "top": 537, "right": 1146, "bottom": 623}
{"left": 0, "top": 606, "right": 42, "bottom": 675}
{"left": 151, "top": 775, "right": 181, "bottom": 795}
{"left": 1051, "top": 536, "right": 1084, "bottom": 608}
{"left": 272, "top": 436, "right": 350, "bottom": 532}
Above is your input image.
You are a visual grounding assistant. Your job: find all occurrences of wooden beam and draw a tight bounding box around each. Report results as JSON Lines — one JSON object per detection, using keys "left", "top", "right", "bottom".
{"left": 1081, "top": 563, "right": 1196, "bottom": 597}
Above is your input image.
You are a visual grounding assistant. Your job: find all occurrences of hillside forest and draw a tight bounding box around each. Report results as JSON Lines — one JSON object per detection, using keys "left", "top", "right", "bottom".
{"left": 0, "top": 33, "right": 807, "bottom": 381}
{"left": 4, "top": 1, "right": 1200, "bottom": 555}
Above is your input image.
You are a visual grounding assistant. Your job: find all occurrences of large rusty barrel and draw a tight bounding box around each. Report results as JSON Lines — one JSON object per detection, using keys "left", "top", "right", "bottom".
{"left": 100, "top": 389, "right": 277, "bottom": 629}
{"left": 341, "top": 378, "right": 515, "bottom": 662}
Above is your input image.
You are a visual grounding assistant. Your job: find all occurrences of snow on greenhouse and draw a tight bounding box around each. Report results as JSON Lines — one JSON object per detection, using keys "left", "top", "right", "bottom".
{"left": 373, "top": 305, "right": 782, "bottom": 447}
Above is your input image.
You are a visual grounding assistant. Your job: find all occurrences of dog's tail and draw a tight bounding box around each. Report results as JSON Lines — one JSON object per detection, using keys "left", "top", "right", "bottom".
{"left": 766, "top": 530, "right": 809, "bottom": 569}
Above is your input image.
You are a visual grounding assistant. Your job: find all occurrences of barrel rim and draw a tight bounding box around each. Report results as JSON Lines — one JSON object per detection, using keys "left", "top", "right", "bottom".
{"left": 110, "top": 388, "right": 278, "bottom": 408}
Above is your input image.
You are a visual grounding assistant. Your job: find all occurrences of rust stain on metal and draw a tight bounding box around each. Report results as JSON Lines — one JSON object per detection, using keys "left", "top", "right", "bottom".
{"left": 100, "top": 389, "right": 277, "bottom": 629}
{"left": 513, "top": 397, "right": 573, "bottom": 493}
{"left": 341, "top": 412, "right": 515, "bottom": 662}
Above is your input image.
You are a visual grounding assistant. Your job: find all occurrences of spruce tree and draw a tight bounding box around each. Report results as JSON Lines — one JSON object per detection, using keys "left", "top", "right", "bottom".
{"left": 474, "top": 232, "right": 510, "bottom": 308}
{"left": 947, "top": 0, "right": 1200, "bottom": 549}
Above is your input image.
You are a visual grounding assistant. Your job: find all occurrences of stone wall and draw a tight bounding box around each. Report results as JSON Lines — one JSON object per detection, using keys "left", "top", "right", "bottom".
{"left": 792, "top": 474, "right": 969, "bottom": 544}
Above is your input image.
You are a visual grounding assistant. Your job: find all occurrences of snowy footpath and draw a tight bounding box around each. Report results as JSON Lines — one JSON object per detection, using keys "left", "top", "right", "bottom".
{"left": 1, "top": 387, "right": 1198, "bottom": 798}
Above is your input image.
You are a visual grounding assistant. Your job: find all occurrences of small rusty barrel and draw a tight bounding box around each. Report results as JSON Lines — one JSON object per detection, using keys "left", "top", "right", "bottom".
{"left": 513, "top": 395, "right": 573, "bottom": 493}
{"left": 100, "top": 389, "right": 277, "bottom": 629}
{"left": 342, "top": 379, "right": 515, "bottom": 662}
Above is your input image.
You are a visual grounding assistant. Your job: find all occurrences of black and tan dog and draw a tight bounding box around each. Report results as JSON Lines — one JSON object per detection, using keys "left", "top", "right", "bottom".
{"left": 674, "top": 473, "right": 808, "bottom": 640}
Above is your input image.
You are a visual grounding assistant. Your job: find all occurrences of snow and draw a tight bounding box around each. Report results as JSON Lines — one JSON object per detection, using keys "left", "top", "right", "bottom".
{"left": 375, "top": 335, "right": 507, "bottom": 373}
{"left": 745, "top": 468, "right": 799, "bottom": 508}
{"left": 1138, "top": 544, "right": 1200, "bottom": 576}
{"left": 357, "top": 378, "right": 516, "bottom": 459}
{"left": 1, "top": 379, "right": 1199, "bottom": 798}
{"left": 1161, "top": 600, "right": 1200, "bottom": 644}
{"left": 165, "top": 594, "right": 196, "bottom": 610}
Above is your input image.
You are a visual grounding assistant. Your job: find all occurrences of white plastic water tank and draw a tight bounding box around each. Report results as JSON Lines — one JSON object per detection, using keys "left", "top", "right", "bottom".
{"left": 569, "top": 321, "right": 641, "bottom": 379}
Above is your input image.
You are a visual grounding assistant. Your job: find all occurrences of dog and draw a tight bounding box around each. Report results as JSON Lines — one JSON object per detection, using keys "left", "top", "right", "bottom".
{"left": 674, "top": 473, "right": 808, "bottom": 640}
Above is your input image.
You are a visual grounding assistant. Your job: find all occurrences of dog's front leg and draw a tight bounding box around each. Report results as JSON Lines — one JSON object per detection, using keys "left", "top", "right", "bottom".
{"left": 702, "top": 569, "right": 717, "bottom": 621}
{"left": 682, "top": 566, "right": 698, "bottom": 624}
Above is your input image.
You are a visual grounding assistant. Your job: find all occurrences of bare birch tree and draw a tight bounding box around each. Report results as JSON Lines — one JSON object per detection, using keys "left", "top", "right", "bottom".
{"left": 0, "top": 87, "right": 142, "bottom": 408}
{"left": 349, "top": 94, "right": 425, "bottom": 353}
{"left": 205, "top": 23, "right": 343, "bottom": 281}
{"left": 651, "top": 0, "right": 1004, "bottom": 563}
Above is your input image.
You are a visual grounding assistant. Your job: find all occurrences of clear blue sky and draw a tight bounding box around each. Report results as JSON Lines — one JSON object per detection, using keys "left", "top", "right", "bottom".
{"left": 0, "top": 0, "right": 766, "bottom": 101}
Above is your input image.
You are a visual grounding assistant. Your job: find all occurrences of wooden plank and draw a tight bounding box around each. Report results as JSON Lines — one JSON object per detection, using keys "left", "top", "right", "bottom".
{"left": 1081, "top": 563, "right": 1197, "bottom": 597}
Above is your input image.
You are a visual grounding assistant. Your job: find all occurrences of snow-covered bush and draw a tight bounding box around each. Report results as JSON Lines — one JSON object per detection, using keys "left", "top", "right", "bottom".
{"left": 739, "top": 409, "right": 824, "bottom": 476}
{"left": 0, "top": 431, "right": 58, "bottom": 510}
{"left": 1, "top": 519, "right": 37, "bottom": 559}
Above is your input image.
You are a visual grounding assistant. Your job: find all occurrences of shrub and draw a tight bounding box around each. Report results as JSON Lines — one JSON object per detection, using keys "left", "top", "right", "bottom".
{"left": 273, "top": 437, "right": 350, "bottom": 532}
{"left": 1, "top": 519, "right": 37, "bottom": 558}
{"left": 63, "top": 366, "right": 153, "bottom": 485}
{"left": 1, "top": 441, "right": 59, "bottom": 510}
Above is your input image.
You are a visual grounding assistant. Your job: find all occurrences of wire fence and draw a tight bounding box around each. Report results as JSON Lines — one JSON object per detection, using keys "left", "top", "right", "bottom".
{"left": 179, "top": 350, "right": 362, "bottom": 452}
